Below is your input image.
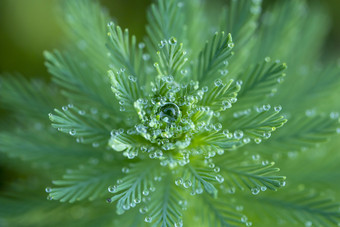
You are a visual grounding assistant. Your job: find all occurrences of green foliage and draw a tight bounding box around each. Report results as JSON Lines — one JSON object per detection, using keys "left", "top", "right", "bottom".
{"left": 233, "top": 59, "right": 287, "bottom": 109}
{"left": 0, "top": 74, "right": 62, "bottom": 120}
{"left": 49, "top": 161, "right": 120, "bottom": 203}
{"left": 107, "top": 24, "right": 146, "bottom": 78}
{"left": 1, "top": 0, "right": 340, "bottom": 226}
{"left": 194, "top": 32, "right": 234, "bottom": 84}
{"left": 49, "top": 106, "right": 113, "bottom": 146}
{"left": 198, "top": 79, "right": 240, "bottom": 112}
{"left": 197, "top": 194, "right": 246, "bottom": 227}
{"left": 244, "top": 188, "right": 340, "bottom": 227}
{"left": 215, "top": 152, "right": 285, "bottom": 192}
{"left": 180, "top": 161, "right": 220, "bottom": 197}
{"left": 146, "top": 0, "right": 185, "bottom": 55}
{"left": 154, "top": 38, "right": 188, "bottom": 80}
{"left": 107, "top": 161, "right": 158, "bottom": 215}
{"left": 146, "top": 176, "right": 183, "bottom": 227}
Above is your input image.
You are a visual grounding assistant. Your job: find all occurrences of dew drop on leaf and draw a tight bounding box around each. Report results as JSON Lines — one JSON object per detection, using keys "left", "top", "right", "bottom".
{"left": 108, "top": 185, "right": 117, "bottom": 193}
{"left": 144, "top": 216, "right": 152, "bottom": 223}
{"left": 251, "top": 188, "right": 260, "bottom": 195}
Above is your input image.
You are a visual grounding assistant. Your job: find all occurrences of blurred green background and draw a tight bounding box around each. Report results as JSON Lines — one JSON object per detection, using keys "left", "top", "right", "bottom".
{"left": 0, "top": 0, "right": 339, "bottom": 80}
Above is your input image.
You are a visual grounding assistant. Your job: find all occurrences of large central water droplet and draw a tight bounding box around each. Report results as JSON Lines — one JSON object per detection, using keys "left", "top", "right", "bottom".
{"left": 158, "top": 103, "right": 180, "bottom": 122}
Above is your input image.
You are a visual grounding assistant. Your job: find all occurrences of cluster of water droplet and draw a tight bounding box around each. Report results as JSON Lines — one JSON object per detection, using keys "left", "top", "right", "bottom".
{"left": 112, "top": 76, "right": 210, "bottom": 164}
{"left": 109, "top": 60, "right": 245, "bottom": 166}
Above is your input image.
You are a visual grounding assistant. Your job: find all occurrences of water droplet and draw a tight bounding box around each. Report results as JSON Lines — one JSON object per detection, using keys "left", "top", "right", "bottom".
{"left": 236, "top": 205, "right": 244, "bottom": 211}
{"left": 305, "top": 221, "right": 312, "bottom": 227}
{"left": 175, "top": 178, "right": 183, "bottom": 186}
{"left": 213, "top": 123, "right": 222, "bottom": 131}
{"left": 47, "top": 195, "right": 53, "bottom": 200}
{"left": 108, "top": 185, "right": 117, "bottom": 193}
{"left": 169, "top": 37, "right": 177, "bottom": 45}
{"left": 144, "top": 216, "right": 152, "bottom": 223}
{"left": 277, "top": 77, "right": 284, "bottom": 83}
{"left": 241, "top": 215, "right": 248, "bottom": 223}
{"left": 251, "top": 188, "right": 260, "bottom": 195}
{"left": 69, "top": 129, "right": 76, "bottom": 136}
{"left": 250, "top": 5, "right": 261, "bottom": 14}
{"left": 158, "top": 40, "right": 166, "bottom": 48}
{"left": 214, "top": 167, "right": 220, "bottom": 173}
{"left": 243, "top": 137, "right": 251, "bottom": 143}
{"left": 196, "top": 188, "right": 203, "bottom": 194}
{"left": 220, "top": 69, "right": 229, "bottom": 75}
{"left": 246, "top": 222, "right": 252, "bottom": 226}
{"left": 121, "top": 167, "right": 130, "bottom": 173}
{"left": 263, "top": 104, "right": 271, "bottom": 111}
{"left": 236, "top": 80, "right": 243, "bottom": 86}
{"left": 92, "top": 142, "right": 100, "bottom": 148}
{"left": 76, "top": 137, "right": 84, "bottom": 143}
{"left": 228, "top": 43, "right": 234, "bottom": 48}
{"left": 252, "top": 154, "right": 260, "bottom": 160}
{"left": 62, "top": 106, "right": 68, "bottom": 111}
{"left": 230, "top": 97, "right": 237, "bottom": 103}
{"left": 180, "top": 69, "right": 188, "bottom": 75}
{"left": 149, "top": 186, "right": 156, "bottom": 192}
{"left": 227, "top": 187, "right": 236, "bottom": 194}
{"left": 234, "top": 130, "right": 244, "bottom": 139}
{"left": 330, "top": 112, "right": 339, "bottom": 119}
{"left": 143, "top": 189, "right": 150, "bottom": 196}
{"left": 138, "top": 42, "right": 145, "bottom": 49}
{"left": 128, "top": 75, "right": 137, "bottom": 82}
{"left": 261, "top": 186, "right": 267, "bottom": 191}
{"left": 174, "top": 219, "right": 183, "bottom": 227}
{"left": 158, "top": 103, "right": 181, "bottom": 123}
{"left": 274, "top": 105, "right": 282, "bottom": 112}
{"left": 214, "top": 79, "right": 223, "bottom": 86}
{"left": 263, "top": 132, "right": 271, "bottom": 139}
{"left": 177, "top": 2, "right": 184, "bottom": 7}
{"left": 45, "top": 187, "right": 52, "bottom": 193}
{"left": 183, "top": 180, "right": 192, "bottom": 188}
{"left": 280, "top": 181, "right": 286, "bottom": 187}
{"left": 139, "top": 206, "right": 148, "bottom": 214}
{"left": 254, "top": 138, "right": 262, "bottom": 144}
{"left": 262, "top": 160, "right": 269, "bottom": 166}
{"left": 142, "top": 54, "right": 150, "bottom": 61}
{"left": 123, "top": 204, "right": 130, "bottom": 210}
{"left": 215, "top": 175, "right": 224, "bottom": 183}
{"left": 337, "top": 128, "right": 340, "bottom": 134}
{"left": 265, "top": 57, "right": 271, "bottom": 62}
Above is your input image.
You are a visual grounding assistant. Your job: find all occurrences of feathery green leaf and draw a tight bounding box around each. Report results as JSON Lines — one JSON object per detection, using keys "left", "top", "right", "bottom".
{"left": 49, "top": 162, "right": 120, "bottom": 203}
{"left": 215, "top": 152, "right": 285, "bottom": 192}
{"left": 225, "top": 105, "right": 287, "bottom": 142}
{"left": 198, "top": 79, "right": 240, "bottom": 112}
{"left": 194, "top": 32, "right": 234, "bottom": 84}
{"left": 146, "top": 0, "right": 185, "bottom": 57}
{"left": 108, "top": 161, "right": 158, "bottom": 215}
{"left": 233, "top": 59, "right": 287, "bottom": 110}
{"left": 146, "top": 175, "right": 183, "bottom": 227}
{"left": 49, "top": 106, "right": 113, "bottom": 146}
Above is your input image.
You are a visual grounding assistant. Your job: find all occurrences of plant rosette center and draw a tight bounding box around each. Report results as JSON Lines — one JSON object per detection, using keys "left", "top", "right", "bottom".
{"left": 109, "top": 75, "right": 238, "bottom": 167}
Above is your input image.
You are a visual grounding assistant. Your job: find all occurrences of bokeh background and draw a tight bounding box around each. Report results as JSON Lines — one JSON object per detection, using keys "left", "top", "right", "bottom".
{"left": 0, "top": 0, "right": 339, "bottom": 79}
{"left": 0, "top": 0, "right": 339, "bottom": 191}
